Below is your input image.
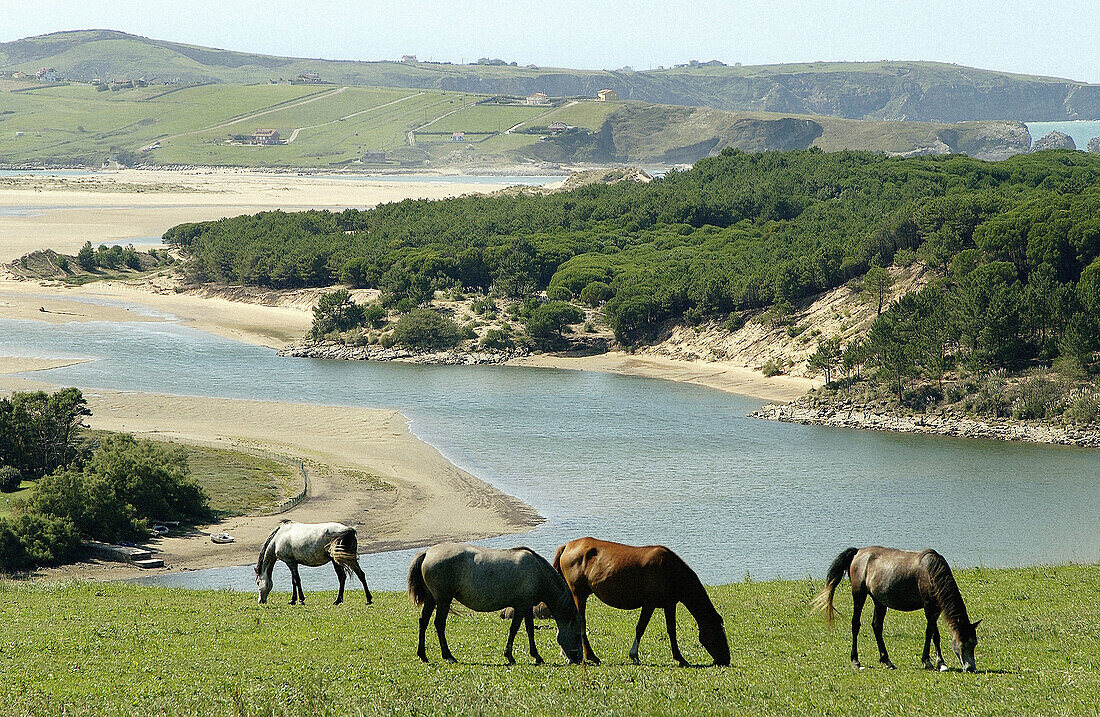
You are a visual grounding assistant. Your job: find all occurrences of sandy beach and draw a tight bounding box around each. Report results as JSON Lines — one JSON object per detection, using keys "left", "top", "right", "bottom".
{"left": 509, "top": 352, "right": 815, "bottom": 402}
{"left": 0, "top": 168, "right": 503, "bottom": 263}
{"left": 0, "top": 362, "right": 540, "bottom": 581}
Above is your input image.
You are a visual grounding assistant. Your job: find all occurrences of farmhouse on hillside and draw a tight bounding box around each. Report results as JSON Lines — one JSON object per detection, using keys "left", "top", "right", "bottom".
{"left": 450, "top": 132, "right": 466, "bottom": 141}
{"left": 525, "top": 92, "right": 550, "bottom": 106}
{"left": 251, "top": 129, "right": 281, "bottom": 145}
{"left": 597, "top": 89, "right": 618, "bottom": 101}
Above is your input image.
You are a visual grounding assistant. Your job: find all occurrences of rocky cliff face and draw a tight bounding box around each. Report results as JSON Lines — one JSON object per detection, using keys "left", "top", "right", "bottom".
{"left": 1088, "top": 137, "right": 1100, "bottom": 153}
{"left": 1031, "top": 131, "right": 1077, "bottom": 151}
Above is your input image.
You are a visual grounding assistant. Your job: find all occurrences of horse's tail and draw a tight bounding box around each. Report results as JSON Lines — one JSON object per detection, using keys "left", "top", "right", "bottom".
{"left": 812, "top": 547, "right": 859, "bottom": 627}
{"left": 407, "top": 550, "right": 430, "bottom": 607}
{"left": 552, "top": 544, "right": 566, "bottom": 578}
{"left": 255, "top": 523, "right": 284, "bottom": 576}
{"left": 327, "top": 528, "right": 359, "bottom": 566}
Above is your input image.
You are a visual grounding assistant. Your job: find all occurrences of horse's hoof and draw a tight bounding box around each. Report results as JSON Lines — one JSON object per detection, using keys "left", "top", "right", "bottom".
{"left": 533, "top": 657, "right": 544, "bottom": 666}
{"left": 851, "top": 661, "right": 863, "bottom": 670}
{"left": 418, "top": 655, "right": 428, "bottom": 664}
{"left": 676, "top": 661, "right": 690, "bottom": 668}
{"left": 629, "top": 655, "right": 639, "bottom": 666}
{"left": 505, "top": 655, "right": 515, "bottom": 665}
{"left": 882, "top": 661, "right": 896, "bottom": 670}
{"left": 444, "top": 657, "right": 457, "bottom": 664}
{"left": 588, "top": 657, "right": 601, "bottom": 666}
{"left": 365, "top": 599, "right": 373, "bottom": 605}
{"left": 333, "top": 600, "right": 342, "bottom": 606}
{"left": 939, "top": 664, "right": 950, "bottom": 672}
{"left": 923, "top": 661, "right": 935, "bottom": 670}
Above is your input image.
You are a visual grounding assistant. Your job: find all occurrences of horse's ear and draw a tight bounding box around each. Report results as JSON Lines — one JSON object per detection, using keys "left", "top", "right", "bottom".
{"left": 971, "top": 619, "right": 982, "bottom": 630}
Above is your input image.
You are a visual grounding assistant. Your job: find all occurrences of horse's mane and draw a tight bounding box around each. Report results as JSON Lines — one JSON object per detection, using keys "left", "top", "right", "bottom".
{"left": 255, "top": 522, "right": 286, "bottom": 574}
{"left": 922, "top": 550, "right": 972, "bottom": 637}
{"left": 513, "top": 546, "right": 577, "bottom": 618}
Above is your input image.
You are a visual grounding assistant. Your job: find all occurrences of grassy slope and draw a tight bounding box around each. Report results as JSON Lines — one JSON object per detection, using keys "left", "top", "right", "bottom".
{"left": 0, "top": 79, "right": 1028, "bottom": 168}
{"left": 1, "top": 564, "right": 1097, "bottom": 715}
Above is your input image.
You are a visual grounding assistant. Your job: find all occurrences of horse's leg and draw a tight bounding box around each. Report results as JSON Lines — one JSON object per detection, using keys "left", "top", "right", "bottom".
{"left": 928, "top": 608, "right": 947, "bottom": 671}
{"left": 629, "top": 606, "right": 654, "bottom": 665}
{"left": 504, "top": 610, "right": 523, "bottom": 665}
{"left": 922, "top": 607, "right": 940, "bottom": 669}
{"left": 665, "top": 603, "right": 689, "bottom": 667}
{"left": 871, "top": 600, "right": 894, "bottom": 669}
{"left": 524, "top": 608, "right": 543, "bottom": 665}
{"left": 287, "top": 560, "right": 303, "bottom": 605}
{"left": 575, "top": 591, "right": 600, "bottom": 665}
{"left": 332, "top": 562, "right": 346, "bottom": 606}
{"left": 435, "top": 597, "right": 456, "bottom": 663}
{"left": 850, "top": 589, "right": 867, "bottom": 668}
{"left": 348, "top": 559, "right": 372, "bottom": 604}
{"left": 417, "top": 598, "right": 435, "bottom": 663}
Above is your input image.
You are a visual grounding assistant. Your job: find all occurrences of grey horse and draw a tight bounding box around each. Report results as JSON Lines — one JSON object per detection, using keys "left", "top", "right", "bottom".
{"left": 407, "top": 543, "right": 584, "bottom": 665}
{"left": 255, "top": 520, "right": 372, "bottom": 606}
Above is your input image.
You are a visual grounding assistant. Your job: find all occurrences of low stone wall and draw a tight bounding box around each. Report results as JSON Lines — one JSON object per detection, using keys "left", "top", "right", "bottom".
{"left": 750, "top": 403, "right": 1100, "bottom": 448}
{"left": 278, "top": 341, "right": 527, "bottom": 366}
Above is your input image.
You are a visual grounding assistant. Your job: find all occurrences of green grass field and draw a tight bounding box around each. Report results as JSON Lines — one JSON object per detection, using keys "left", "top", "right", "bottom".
{"left": 1, "top": 563, "right": 1097, "bottom": 715}
{"left": 176, "top": 442, "right": 298, "bottom": 517}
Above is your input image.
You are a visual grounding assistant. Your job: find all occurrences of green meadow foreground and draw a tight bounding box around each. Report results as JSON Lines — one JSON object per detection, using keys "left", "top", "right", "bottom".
{"left": 2, "top": 564, "right": 1098, "bottom": 715}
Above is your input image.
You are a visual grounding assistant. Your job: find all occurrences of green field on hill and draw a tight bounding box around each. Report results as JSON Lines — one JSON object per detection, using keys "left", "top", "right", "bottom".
{"left": 2, "top": 563, "right": 1097, "bottom": 715}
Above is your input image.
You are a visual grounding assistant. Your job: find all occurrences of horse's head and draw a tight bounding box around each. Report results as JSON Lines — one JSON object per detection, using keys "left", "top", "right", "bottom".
{"left": 952, "top": 619, "right": 981, "bottom": 672}
{"left": 554, "top": 615, "right": 584, "bottom": 665}
{"left": 255, "top": 564, "right": 273, "bottom": 605}
{"left": 699, "top": 617, "right": 730, "bottom": 666}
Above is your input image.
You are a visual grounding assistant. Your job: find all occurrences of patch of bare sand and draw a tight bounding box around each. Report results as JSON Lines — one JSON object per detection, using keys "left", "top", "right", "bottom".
{"left": 36, "top": 389, "right": 540, "bottom": 582}
{"left": 0, "top": 169, "right": 501, "bottom": 262}
{"left": 0, "top": 356, "right": 91, "bottom": 376}
{"left": 509, "top": 352, "right": 815, "bottom": 402}
{"left": 0, "top": 278, "right": 310, "bottom": 349}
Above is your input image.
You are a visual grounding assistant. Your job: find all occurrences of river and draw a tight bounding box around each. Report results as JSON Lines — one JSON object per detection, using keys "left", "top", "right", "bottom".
{"left": 1, "top": 315, "right": 1097, "bottom": 592}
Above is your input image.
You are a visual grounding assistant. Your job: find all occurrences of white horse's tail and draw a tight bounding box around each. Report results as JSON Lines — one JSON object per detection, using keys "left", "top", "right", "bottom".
{"left": 327, "top": 528, "right": 359, "bottom": 566}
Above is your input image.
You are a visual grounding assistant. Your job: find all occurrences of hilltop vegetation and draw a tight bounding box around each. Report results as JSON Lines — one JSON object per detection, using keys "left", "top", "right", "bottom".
{"left": 2, "top": 564, "right": 1099, "bottom": 715}
{"left": 3, "top": 30, "right": 1099, "bottom": 122}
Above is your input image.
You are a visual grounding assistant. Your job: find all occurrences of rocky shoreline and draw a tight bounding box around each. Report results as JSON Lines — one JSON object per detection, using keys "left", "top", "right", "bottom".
{"left": 277, "top": 341, "right": 528, "bottom": 365}
{"left": 751, "top": 403, "right": 1100, "bottom": 448}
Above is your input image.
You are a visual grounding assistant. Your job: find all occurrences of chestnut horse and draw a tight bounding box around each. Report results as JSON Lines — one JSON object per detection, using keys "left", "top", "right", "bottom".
{"left": 554, "top": 537, "right": 730, "bottom": 666}
{"left": 812, "top": 546, "right": 981, "bottom": 671}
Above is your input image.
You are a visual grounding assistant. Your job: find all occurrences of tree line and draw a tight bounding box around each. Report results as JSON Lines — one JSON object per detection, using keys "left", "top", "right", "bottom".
{"left": 0, "top": 389, "right": 211, "bottom": 572}
{"left": 166, "top": 148, "right": 1100, "bottom": 381}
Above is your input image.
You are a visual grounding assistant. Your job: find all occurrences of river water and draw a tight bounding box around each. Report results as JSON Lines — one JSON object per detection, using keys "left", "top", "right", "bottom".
{"left": 1024, "top": 121, "right": 1100, "bottom": 150}
{"left": 1, "top": 316, "right": 1097, "bottom": 592}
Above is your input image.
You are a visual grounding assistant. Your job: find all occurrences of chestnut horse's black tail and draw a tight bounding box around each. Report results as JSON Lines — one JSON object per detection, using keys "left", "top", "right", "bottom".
{"left": 812, "top": 547, "right": 859, "bottom": 627}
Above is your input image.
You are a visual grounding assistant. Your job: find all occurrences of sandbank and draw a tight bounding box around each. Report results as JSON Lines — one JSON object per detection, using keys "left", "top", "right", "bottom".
{"left": 15, "top": 386, "right": 540, "bottom": 582}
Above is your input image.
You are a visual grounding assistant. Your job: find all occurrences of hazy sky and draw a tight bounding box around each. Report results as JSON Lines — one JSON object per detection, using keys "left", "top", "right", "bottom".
{"left": 3, "top": 1, "right": 1098, "bottom": 82}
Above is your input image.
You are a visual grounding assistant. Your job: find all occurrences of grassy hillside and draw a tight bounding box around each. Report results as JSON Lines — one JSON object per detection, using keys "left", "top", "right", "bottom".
{"left": 0, "top": 77, "right": 1030, "bottom": 168}
{"left": 3, "top": 30, "right": 1099, "bottom": 122}
{"left": 2, "top": 564, "right": 1097, "bottom": 715}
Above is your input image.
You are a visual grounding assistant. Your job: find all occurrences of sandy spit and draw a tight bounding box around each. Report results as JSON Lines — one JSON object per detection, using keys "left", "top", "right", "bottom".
{"left": 5, "top": 385, "right": 541, "bottom": 583}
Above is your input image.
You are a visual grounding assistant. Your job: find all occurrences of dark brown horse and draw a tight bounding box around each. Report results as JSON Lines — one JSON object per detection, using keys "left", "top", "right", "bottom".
{"left": 813, "top": 546, "right": 981, "bottom": 671}
{"left": 554, "top": 537, "right": 730, "bottom": 666}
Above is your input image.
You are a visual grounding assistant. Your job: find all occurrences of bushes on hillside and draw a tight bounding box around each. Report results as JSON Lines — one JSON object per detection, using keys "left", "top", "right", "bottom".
{"left": 390, "top": 309, "right": 462, "bottom": 350}
{"left": 526, "top": 301, "right": 584, "bottom": 342}
{"left": 0, "top": 388, "right": 90, "bottom": 479}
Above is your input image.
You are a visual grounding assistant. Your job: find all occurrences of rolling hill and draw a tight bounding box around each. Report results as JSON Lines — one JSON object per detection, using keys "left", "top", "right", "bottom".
{"left": 3, "top": 30, "right": 1099, "bottom": 122}
{"left": 0, "top": 77, "right": 1030, "bottom": 169}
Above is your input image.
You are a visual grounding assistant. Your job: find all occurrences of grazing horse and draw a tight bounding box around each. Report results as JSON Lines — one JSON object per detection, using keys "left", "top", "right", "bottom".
{"left": 407, "top": 543, "right": 584, "bottom": 665}
{"left": 554, "top": 537, "right": 730, "bottom": 666}
{"left": 812, "top": 546, "right": 981, "bottom": 671}
{"left": 255, "top": 520, "right": 372, "bottom": 606}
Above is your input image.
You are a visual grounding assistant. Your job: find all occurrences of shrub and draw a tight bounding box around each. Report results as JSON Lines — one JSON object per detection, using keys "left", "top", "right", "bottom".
{"left": 479, "top": 328, "right": 512, "bottom": 351}
{"left": 363, "top": 303, "right": 386, "bottom": 329}
{"left": 77, "top": 241, "right": 96, "bottom": 270}
{"left": 578, "top": 281, "right": 613, "bottom": 307}
{"left": 526, "top": 301, "right": 584, "bottom": 341}
{"left": 310, "top": 289, "right": 366, "bottom": 339}
{"left": 546, "top": 285, "right": 572, "bottom": 301}
{"left": 723, "top": 312, "right": 745, "bottom": 332}
{"left": 391, "top": 309, "right": 462, "bottom": 350}
{"left": 761, "top": 359, "right": 786, "bottom": 377}
{"left": 11, "top": 513, "right": 82, "bottom": 566}
{"left": 0, "top": 465, "right": 21, "bottom": 493}
{"left": 0, "top": 519, "right": 30, "bottom": 573}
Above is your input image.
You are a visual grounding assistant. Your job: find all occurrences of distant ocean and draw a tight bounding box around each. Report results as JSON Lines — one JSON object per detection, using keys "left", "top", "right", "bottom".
{"left": 1024, "top": 121, "right": 1100, "bottom": 150}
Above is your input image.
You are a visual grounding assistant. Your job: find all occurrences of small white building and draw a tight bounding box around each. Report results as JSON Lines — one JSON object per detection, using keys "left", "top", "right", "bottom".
{"left": 525, "top": 92, "right": 550, "bottom": 106}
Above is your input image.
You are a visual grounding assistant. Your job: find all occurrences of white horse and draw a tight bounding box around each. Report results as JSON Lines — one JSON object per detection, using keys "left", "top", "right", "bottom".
{"left": 407, "top": 543, "right": 584, "bottom": 664}
{"left": 254, "top": 520, "right": 372, "bottom": 605}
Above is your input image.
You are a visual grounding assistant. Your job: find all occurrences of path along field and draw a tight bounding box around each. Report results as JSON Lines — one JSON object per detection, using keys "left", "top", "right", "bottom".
{"left": 2, "top": 563, "right": 1097, "bottom": 715}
